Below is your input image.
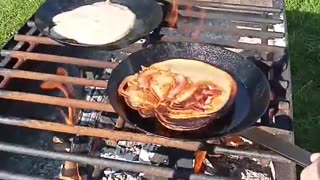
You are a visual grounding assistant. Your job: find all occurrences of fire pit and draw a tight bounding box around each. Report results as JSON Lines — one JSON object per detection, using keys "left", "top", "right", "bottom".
{"left": 0, "top": 0, "right": 298, "bottom": 179}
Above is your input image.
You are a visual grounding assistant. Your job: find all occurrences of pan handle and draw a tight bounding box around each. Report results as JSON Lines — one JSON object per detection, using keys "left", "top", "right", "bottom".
{"left": 239, "top": 127, "right": 312, "bottom": 167}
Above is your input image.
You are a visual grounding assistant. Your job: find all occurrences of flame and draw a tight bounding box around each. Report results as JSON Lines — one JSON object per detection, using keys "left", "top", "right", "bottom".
{"left": 185, "top": 2, "right": 192, "bottom": 17}
{"left": 167, "top": 0, "right": 178, "bottom": 28}
{"left": 40, "top": 67, "right": 78, "bottom": 125}
{"left": 194, "top": 151, "right": 207, "bottom": 174}
{"left": 192, "top": 8, "right": 205, "bottom": 40}
{"left": 167, "top": 0, "right": 206, "bottom": 41}
{"left": 56, "top": 67, "right": 76, "bottom": 95}
{"left": 41, "top": 67, "right": 82, "bottom": 180}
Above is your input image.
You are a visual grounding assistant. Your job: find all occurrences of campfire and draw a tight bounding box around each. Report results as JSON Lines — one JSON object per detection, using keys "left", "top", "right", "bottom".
{"left": 0, "top": 0, "right": 297, "bottom": 180}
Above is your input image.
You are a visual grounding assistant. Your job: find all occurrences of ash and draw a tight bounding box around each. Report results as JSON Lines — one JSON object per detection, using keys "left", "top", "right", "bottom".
{"left": 100, "top": 141, "right": 172, "bottom": 180}
{"left": 205, "top": 155, "right": 274, "bottom": 180}
{"left": 241, "top": 169, "right": 272, "bottom": 180}
{"left": 99, "top": 140, "right": 197, "bottom": 180}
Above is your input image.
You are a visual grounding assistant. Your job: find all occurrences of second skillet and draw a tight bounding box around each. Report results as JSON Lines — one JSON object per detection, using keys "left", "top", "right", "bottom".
{"left": 107, "top": 42, "right": 312, "bottom": 168}
{"left": 34, "top": 0, "right": 163, "bottom": 50}
{"left": 108, "top": 42, "right": 270, "bottom": 139}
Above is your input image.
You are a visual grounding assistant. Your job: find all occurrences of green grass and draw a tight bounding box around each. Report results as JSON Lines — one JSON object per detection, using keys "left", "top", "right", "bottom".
{"left": 286, "top": 0, "right": 320, "bottom": 152}
{"left": 0, "top": 0, "right": 319, "bottom": 151}
{"left": 0, "top": 0, "right": 44, "bottom": 46}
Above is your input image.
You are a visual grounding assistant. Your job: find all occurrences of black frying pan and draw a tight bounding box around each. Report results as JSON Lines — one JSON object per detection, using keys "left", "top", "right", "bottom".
{"left": 107, "top": 42, "right": 312, "bottom": 167}
{"left": 34, "top": 0, "right": 163, "bottom": 50}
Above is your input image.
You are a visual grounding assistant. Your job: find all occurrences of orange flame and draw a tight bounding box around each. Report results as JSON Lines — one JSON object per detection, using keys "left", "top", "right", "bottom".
{"left": 192, "top": 8, "right": 206, "bottom": 40}
{"left": 167, "top": 0, "right": 178, "bottom": 28}
{"left": 185, "top": 2, "right": 192, "bottom": 17}
{"left": 167, "top": 0, "right": 206, "bottom": 41}
{"left": 40, "top": 67, "right": 77, "bottom": 125}
{"left": 194, "top": 151, "right": 207, "bottom": 174}
{"left": 41, "top": 67, "right": 82, "bottom": 180}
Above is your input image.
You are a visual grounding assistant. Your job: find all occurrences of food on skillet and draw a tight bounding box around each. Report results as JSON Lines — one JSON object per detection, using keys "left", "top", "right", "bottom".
{"left": 50, "top": 1, "right": 136, "bottom": 45}
{"left": 118, "top": 59, "right": 237, "bottom": 131}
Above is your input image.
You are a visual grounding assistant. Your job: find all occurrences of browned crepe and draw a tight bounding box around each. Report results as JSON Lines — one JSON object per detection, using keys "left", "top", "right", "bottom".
{"left": 118, "top": 59, "right": 237, "bottom": 131}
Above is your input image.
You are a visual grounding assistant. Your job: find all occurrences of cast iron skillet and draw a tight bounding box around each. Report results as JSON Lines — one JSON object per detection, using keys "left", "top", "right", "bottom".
{"left": 108, "top": 42, "right": 270, "bottom": 139}
{"left": 34, "top": 0, "right": 163, "bottom": 50}
{"left": 107, "top": 42, "right": 312, "bottom": 167}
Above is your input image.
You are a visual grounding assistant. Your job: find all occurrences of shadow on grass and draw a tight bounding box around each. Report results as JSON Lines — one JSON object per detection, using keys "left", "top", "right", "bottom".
{"left": 286, "top": 10, "right": 320, "bottom": 152}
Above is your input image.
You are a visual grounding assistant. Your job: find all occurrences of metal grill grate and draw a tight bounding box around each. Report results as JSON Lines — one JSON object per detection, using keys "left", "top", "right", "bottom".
{"left": 0, "top": 0, "right": 296, "bottom": 179}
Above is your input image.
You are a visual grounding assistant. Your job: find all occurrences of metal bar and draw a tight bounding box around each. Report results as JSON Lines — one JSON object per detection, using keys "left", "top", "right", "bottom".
{"left": 0, "top": 50, "right": 118, "bottom": 69}
{"left": 178, "top": 10, "right": 282, "bottom": 24}
{"left": 0, "top": 116, "right": 292, "bottom": 163}
{"left": 192, "top": 5, "right": 280, "bottom": 13}
{"left": 14, "top": 34, "right": 61, "bottom": 45}
{"left": 0, "top": 116, "right": 201, "bottom": 151}
{"left": 161, "top": 36, "right": 285, "bottom": 54}
{"left": 0, "top": 90, "right": 115, "bottom": 112}
{"left": 0, "top": 28, "right": 37, "bottom": 67}
{"left": 0, "top": 171, "right": 47, "bottom": 180}
{"left": 0, "top": 142, "right": 229, "bottom": 180}
{"left": 177, "top": 22, "right": 284, "bottom": 39}
{"left": 0, "top": 68, "right": 108, "bottom": 88}
{"left": 27, "top": 21, "right": 36, "bottom": 28}
{"left": 162, "top": 0, "right": 282, "bottom": 13}
{"left": 213, "top": 146, "right": 291, "bottom": 163}
{"left": 241, "top": 128, "right": 311, "bottom": 167}
{"left": 14, "top": 35, "right": 143, "bottom": 53}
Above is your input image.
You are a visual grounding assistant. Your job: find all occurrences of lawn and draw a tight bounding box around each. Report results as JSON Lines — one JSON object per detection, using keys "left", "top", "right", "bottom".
{"left": 0, "top": 0, "right": 319, "bottom": 152}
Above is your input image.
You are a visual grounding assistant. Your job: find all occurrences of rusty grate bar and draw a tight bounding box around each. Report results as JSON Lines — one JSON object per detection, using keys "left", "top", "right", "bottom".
{"left": 162, "top": 36, "right": 284, "bottom": 53}
{"left": 0, "top": 116, "right": 291, "bottom": 163}
{"left": 178, "top": 10, "right": 282, "bottom": 24}
{"left": 0, "top": 116, "right": 201, "bottom": 151}
{"left": 14, "top": 34, "right": 61, "bottom": 46}
{"left": 164, "top": 0, "right": 282, "bottom": 12}
{"left": 0, "top": 141, "right": 228, "bottom": 180}
{"left": 13, "top": 35, "right": 143, "bottom": 53}
{"left": 1, "top": 50, "right": 118, "bottom": 69}
{"left": 177, "top": 23, "right": 284, "bottom": 39}
{"left": 0, "top": 68, "right": 107, "bottom": 88}
{"left": 14, "top": 31, "right": 285, "bottom": 55}
{"left": 0, "top": 90, "right": 114, "bottom": 112}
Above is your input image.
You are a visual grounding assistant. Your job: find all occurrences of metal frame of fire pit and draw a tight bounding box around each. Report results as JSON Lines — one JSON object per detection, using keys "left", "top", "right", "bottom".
{"left": 0, "top": 0, "right": 296, "bottom": 179}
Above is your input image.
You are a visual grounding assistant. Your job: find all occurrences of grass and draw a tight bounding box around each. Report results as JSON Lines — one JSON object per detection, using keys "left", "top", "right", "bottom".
{"left": 286, "top": 0, "right": 320, "bottom": 152}
{"left": 0, "top": 0, "right": 44, "bottom": 46}
{"left": 0, "top": 0, "right": 319, "bottom": 151}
